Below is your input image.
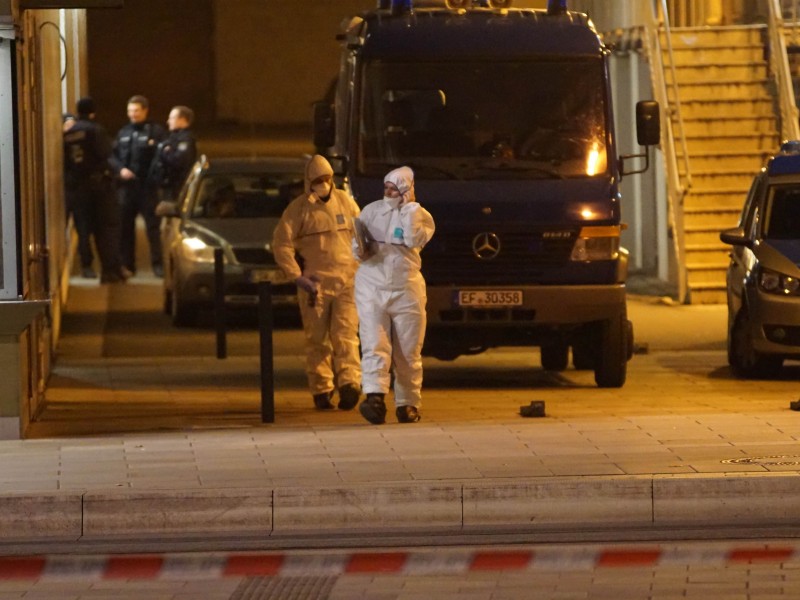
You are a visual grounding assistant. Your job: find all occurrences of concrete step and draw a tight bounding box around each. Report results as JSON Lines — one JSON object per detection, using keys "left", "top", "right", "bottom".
{"left": 686, "top": 258, "right": 730, "bottom": 304}
{"left": 685, "top": 244, "right": 731, "bottom": 265}
{"left": 684, "top": 189, "right": 749, "bottom": 211}
{"left": 665, "top": 62, "right": 768, "bottom": 83}
{"left": 685, "top": 150, "right": 770, "bottom": 171}
{"left": 684, "top": 226, "right": 739, "bottom": 247}
{"left": 667, "top": 80, "right": 771, "bottom": 102}
{"left": 675, "top": 133, "right": 779, "bottom": 154}
{"left": 686, "top": 285, "right": 728, "bottom": 304}
{"left": 683, "top": 207, "right": 742, "bottom": 228}
{"left": 666, "top": 25, "right": 765, "bottom": 47}
{"left": 689, "top": 171, "right": 761, "bottom": 191}
{"left": 677, "top": 98, "right": 775, "bottom": 119}
{"left": 679, "top": 116, "right": 777, "bottom": 137}
{"left": 664, "top": 44, "right": 765, "bottom": 65}
{"left": 687, "top": 266, "right": 729, "bottom": 287}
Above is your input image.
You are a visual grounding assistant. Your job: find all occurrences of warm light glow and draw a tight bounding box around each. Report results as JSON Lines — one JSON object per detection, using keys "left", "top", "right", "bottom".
{"left": 580, "top": 208, "right": 595, "bottom": 219}
{"left": 585, "top": 142, "right": 601, "bottom": 176}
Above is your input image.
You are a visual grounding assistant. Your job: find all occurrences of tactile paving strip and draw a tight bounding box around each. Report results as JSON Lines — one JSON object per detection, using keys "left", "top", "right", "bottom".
{"left": 231, "top": 576, "right": 337, "bottom": 600}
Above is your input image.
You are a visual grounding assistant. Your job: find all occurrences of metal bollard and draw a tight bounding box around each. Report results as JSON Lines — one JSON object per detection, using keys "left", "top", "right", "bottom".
{"left": 214, "top": 247, "right": 227, "bottom": 359}
{"left": 258, "top": 281, "right": 275, "bottom": 423}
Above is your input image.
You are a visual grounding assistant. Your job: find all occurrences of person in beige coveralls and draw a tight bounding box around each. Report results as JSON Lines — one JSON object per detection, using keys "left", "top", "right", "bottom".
{"left": 272, "top": 155, "right": 363, "bottom": 410}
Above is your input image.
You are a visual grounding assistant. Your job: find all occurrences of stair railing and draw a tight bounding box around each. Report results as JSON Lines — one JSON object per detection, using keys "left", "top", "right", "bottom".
{"left": 782, "top": 0, "right": 799, "bottom": 45}
{"left": 767, "top": 0, "right": 800, "bottom": 140}
{"left": 642, "top": 0, "right": 689, "bottom": 302}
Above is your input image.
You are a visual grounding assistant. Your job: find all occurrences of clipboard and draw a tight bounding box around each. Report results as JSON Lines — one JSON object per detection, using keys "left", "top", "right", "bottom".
{"left": 353, "top": 217, "right": 375, "bottom": 259}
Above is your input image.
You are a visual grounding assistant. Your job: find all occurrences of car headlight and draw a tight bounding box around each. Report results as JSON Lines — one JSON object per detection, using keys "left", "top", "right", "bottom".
{"left": 759, "top": 268, "right": 800, "bottom": 295}
{"left": 180, "top": 236, "right": 222, "bottom": 264}
{"left": 570, "top": 226, "right": 620, "bottom": 261}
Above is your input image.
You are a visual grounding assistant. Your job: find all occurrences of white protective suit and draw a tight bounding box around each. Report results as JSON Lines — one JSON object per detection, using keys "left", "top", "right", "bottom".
{"left": 272, "top": 155, "right": 361, "bottom": 395}
{"left": 353, "top": 167, "right": 435, "bottom": 408}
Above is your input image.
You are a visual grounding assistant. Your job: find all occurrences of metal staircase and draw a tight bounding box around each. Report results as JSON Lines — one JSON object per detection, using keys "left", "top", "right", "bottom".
{"left": 642, "top": 0, "right": 800, "bottom": 304}
{"left": 661, "top": 25, "right": 778, "bottom": 303}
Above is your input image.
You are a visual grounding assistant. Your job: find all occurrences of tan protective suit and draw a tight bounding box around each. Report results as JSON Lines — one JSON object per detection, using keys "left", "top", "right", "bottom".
{"left": 272, "top": 155, "right": 361, "bottom": 395}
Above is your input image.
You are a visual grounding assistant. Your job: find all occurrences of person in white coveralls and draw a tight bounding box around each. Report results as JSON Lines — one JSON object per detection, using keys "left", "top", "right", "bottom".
{"left": 352, "top": 166, "right": 435, "bottom": 424}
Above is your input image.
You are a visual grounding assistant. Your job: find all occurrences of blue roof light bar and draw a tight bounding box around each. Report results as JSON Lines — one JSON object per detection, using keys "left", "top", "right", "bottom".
{"left": 390, "top": 0, "right": 413, "bottom": 14}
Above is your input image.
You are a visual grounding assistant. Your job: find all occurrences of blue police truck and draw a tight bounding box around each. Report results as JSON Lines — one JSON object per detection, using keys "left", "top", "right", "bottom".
{"left": 314, "top": 0, "right": 659, "bottom": 387}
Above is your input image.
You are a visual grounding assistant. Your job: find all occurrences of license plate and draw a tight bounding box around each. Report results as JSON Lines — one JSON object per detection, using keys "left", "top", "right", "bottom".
{"left": 457, "top": 290, "right": 523, "bottom": 307}
{"left": 249, "top": 269, "right": 290, "bottom": 284}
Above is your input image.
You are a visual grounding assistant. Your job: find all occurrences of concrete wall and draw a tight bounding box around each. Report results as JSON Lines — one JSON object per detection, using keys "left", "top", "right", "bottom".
{"left": 211, "top": 1, "right": 544, "bottom": 125}
{"left": 87, "top": 0, "right": 549, "bottom": 132}
{"left": 87, "top": 0, "right": 215, "bottom": 134}
{"left": 213, "top": 0, "right": 374, "bottom": 126}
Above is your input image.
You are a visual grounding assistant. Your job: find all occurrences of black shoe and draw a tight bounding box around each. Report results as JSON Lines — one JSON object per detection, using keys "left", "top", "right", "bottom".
{"left": 396, "top": 405, "right": 421, "bottom": 423}
{"left": 81, "top": 266, "right": 97, "bottom": 279}
{"left": 313, "top": 391, "right": 335, "bottom": 410}
{"left": 152, "top": 264, "right": 164, "bottom": 278}
{"left": 359, "top": 393, "right": 387, "bottom": 425}
{"left": 337, "top": 384, "right": 361, "bottom": 410}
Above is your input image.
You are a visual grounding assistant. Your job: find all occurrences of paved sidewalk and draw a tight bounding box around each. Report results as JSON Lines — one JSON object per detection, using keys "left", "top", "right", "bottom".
{"left": 1, "top": 277, "right": 799, "bottom": 548}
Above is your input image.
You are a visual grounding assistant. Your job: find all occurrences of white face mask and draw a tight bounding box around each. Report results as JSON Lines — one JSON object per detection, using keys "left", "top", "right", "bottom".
{"left": 312, "top": 182, "right": 331, "bottom": 199}
{"left": 383, "top": 195, "right": 402, "bottom": 209}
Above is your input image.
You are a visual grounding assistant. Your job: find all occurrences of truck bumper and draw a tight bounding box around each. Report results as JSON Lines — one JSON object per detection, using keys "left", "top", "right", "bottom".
{"left": 423, "top": 284, "right": 627, "bottom": 357}
{"left": 427, "top": 284, "right": 626, "bottom": 326}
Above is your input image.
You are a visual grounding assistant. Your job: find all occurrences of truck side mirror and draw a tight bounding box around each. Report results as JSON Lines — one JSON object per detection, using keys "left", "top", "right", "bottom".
{"left": 620, "top": 100, "right": 660, "bottom": 177}
{"left": 313, "top": 102, "right": 336, "bottom": 149}
{"left": 636, "top": 101, "right": 660, "bottom": 146}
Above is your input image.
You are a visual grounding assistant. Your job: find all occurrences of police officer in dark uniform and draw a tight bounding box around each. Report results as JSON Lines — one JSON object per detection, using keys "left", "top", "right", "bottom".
{"left": 63, "top": 97, "right": 129, "bottom": 284}
{"left": 151, "top": 105, "right": 197, "bottom": 202}
{"left": 111, "top": 94, "right": 167, "bottom": 277}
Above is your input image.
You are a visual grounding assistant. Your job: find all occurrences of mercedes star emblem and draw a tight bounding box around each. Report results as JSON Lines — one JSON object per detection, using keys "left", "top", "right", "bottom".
{"left": 472, "top": 232, "right": 501, "bottom": 260}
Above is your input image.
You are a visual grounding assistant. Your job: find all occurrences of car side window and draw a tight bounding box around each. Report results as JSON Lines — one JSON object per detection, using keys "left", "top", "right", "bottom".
{"left": 741, "top": 175, "right": 764, "bottom": 238}
{"left": 764, "top": 186, "right": 800, "bottom": 239}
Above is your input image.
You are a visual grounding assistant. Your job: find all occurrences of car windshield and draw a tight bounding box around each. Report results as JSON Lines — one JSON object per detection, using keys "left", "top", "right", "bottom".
{"left": 192, "top": 173, "right": 304, "bottom": 219}
{"left": 356, "top": 58, "right": 609, "bottom": 180}
{"left": 765, "top": 185, "right": 800, "bottom": 240}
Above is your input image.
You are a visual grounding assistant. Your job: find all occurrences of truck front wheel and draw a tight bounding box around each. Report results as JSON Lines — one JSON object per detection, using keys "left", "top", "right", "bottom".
{"left": 594, "top": 315, "right": 629, "bottom": 388}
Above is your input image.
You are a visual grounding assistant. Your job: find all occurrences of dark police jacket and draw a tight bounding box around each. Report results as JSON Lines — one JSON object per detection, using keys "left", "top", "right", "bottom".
{"left": 63, "top": 118, "right": 114, "bottom": 189}
{"left": 150, "top": 127, "right": 197, "bottom": 198}
{"left": 111, "top": 120, "right": 167, "bottom": 184}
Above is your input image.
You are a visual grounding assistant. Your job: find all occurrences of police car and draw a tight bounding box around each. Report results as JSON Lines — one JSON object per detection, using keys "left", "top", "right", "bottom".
{"left": 720, "top": 141, "right": 800, "bottom": 377}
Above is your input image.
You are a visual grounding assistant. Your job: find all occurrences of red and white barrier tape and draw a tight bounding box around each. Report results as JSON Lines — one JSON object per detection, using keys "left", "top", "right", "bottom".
{"left": 0, "top": 546, "right": 797, "bottom": 580}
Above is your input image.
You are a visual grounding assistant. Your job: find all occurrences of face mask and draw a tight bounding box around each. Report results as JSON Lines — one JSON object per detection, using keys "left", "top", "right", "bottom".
{"left": 312, "top": 182, "right": 331, "bottom": 199}
{"left": 383, "top": 195, "right": 402, "bottom": 210}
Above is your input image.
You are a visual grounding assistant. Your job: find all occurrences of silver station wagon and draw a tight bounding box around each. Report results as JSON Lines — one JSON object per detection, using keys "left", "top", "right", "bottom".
{"left": 158, "top": 156, "right": 305, "bottom": 326}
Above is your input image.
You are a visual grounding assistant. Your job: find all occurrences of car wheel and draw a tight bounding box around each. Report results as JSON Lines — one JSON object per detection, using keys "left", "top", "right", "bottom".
{"left": 171, "top": 281, "right": 198, "bottom": 327}
{"left": 541, "top": 341, "right": 569, "bottom": 371}
{"left": 594, "top": 314, "right": 628, "bottom": 388}
{"left": 729, "top": 311, "right": 783, "bottom": 378}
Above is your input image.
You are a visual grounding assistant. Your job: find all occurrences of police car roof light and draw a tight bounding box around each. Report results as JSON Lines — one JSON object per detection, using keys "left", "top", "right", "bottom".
{"left": 768, "top": 152, "right": 800, "bottom": 176}
{"left": 390, "top": 0, "right": 413, "bottom": 14}
{"left": 779, "top": 140, "right": 800, "bottom": 155}
{"left": 547, "top": 0, "right": 567, "bottom": 14}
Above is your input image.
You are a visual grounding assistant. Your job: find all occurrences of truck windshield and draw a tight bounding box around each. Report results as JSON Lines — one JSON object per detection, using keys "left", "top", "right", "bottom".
{"left": 357, "top": 59, "right": 609, "bottom": 180}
